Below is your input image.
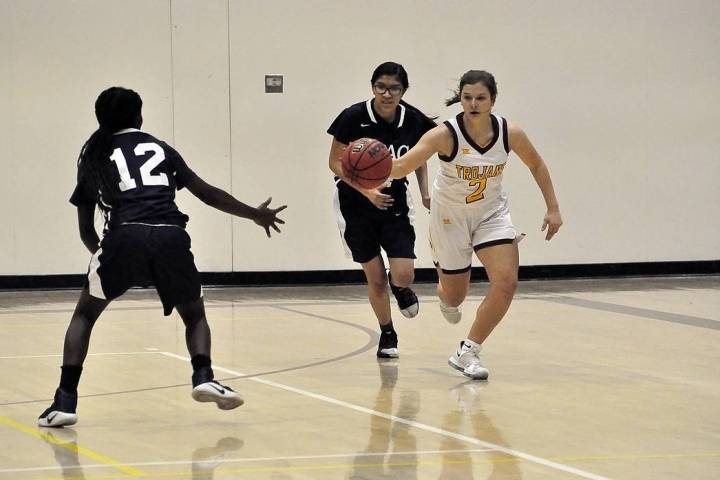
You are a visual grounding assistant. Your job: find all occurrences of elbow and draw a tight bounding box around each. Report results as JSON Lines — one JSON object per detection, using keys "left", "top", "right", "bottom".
{"left": 193, "top": 185, "right": 218, "bottom": 207}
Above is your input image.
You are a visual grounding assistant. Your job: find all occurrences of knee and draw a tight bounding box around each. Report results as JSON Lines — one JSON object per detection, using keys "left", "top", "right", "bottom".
{"left": 491, "top": 274, "right": 518, "bottom": 300}
{"left": 390, "top": 270, "right": 414, "bottom": 288}
{"left": 438, "top": 284, "right": 467, "bottom": 307}
{"left": 367, "top": 276, "right": 389, "bottom": 296}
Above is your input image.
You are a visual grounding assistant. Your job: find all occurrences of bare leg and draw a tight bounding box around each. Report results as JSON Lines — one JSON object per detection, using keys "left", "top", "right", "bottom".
{"left": 39, "top": 287, "right": 110, "bottom": 427}
{"left": 62, "top": 287, "right": 110, "bottom": 366}
{"left": 387, "top": 257, "right": 414, "bottom": 288}
{"left": 361, "top": 255, "right": 391, "bottom": 326}
{"left": 176, "top": 296, "right": 243, "bottom": 410}
{"left": 467, "top": 242, "right": 519, "bottom": 344}
{"left": 436, "top": 268, "right": 471, "bottom": 308}
{"left": 175, "top": 296, "right": 211, "bottom": 359}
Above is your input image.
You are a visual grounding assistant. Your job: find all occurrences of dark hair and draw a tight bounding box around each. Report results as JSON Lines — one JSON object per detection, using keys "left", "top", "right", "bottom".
{"left": 371, "top": 62, "right": 437, "bottom": 123}
{"left": 371, "top": 61, "right": 409, "bottom": 90}
{"left": 445, "top": 70, "right": 498, "bottom": 106}
{"left": 77, "top": 87, "right": 142, "bottom": 207}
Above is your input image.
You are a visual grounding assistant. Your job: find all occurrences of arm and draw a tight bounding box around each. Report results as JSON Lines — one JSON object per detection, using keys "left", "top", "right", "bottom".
{"left": 413, "top": 162, "right": 431, "bottom": 210}
{"left": 328, "top": 138, "right": 393, "bottom": 210}
{"left": 508, "top": 123, "right": 563, "bottom": 240}
{"left": 184, "top": 172, "right": 286, "bottom": 237}
{"left": 390, "top": 125, "right": 450, "bottom": 179}
{"left": 77, "top": 203, "right": 100, "bottom": 254}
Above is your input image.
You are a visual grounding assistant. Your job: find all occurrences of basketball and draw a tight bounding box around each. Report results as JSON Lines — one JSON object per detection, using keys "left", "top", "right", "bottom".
{"left": 341, "top": 138, "right": 392, "bottom": 189}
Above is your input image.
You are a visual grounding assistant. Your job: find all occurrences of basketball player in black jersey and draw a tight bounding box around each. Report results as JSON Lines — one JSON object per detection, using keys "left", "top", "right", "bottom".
{"left": 38, "top": 87, "right": 286, "bottom": 427}
{"left": 328, "top": 62, "right": 436, "bottom": 358}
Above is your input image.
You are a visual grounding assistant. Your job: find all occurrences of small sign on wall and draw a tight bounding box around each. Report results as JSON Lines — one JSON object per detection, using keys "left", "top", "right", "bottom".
{"left": 265, "top": 74, "right": 283, "bottom": 93}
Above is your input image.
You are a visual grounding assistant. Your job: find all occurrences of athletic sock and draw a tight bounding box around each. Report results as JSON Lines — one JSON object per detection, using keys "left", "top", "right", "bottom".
{"left": 380, "top": 321, "right": 395, "bottom": 333}
{"left": 59, "top": 365, "right": 83, "bottom": 393}
{"left": 191, "top": 354, "right": 214, "bottom": 387}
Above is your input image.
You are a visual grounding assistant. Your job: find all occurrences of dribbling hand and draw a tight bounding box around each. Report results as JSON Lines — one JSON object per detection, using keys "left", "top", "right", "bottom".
{"left": 254, "top": 197, "right": 287, "bottom": 237}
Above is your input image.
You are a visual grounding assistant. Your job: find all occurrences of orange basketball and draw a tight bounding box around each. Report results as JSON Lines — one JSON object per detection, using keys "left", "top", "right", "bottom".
{"left": 341, "top": 138, "right": 392, "bottom": 189}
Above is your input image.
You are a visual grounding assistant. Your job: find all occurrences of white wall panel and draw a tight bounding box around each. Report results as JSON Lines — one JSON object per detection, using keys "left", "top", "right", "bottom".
{"left": 1, "top": 0, "right": 173, "bottom": 274}
{"left": 170, "top": 0, "right": 233, "bottom": 271}
{"left": 1, "top": 0, "right": 718, "bottom": 276}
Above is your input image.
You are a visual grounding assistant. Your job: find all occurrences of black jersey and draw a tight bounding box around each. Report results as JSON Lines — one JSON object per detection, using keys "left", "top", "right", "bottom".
{"left": 328, "top": 99, "right": 435, "bottom": 214}
{"left": 70, "top": 129, "right": 194, "bottom": 229}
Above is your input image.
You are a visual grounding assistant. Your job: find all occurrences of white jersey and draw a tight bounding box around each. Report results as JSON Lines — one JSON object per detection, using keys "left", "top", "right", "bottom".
{"left": 432, "top": 113, "right": 510, "bottom": 217}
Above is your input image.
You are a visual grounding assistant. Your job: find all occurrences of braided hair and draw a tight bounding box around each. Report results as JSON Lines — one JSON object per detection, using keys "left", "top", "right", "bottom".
{"left": 77, "top": 87, "right": 142, "bottom": 207}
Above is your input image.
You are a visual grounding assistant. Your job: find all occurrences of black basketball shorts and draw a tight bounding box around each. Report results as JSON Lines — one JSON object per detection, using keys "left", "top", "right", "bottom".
{"left": 336, "top": 209, "right": 416, "bottom": 264}
{"left": 86, "top": 224, "right": 201, "bottom": 315}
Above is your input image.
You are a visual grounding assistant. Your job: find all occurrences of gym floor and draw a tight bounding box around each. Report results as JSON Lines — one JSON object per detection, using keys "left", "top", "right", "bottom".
{"left": 0, "top": 275, "right": 718, "bottom": 479}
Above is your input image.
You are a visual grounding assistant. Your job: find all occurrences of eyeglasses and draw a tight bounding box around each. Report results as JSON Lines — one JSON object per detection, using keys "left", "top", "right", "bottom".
{"left": 373, "top": 83, "right": 403, "bottom": 96}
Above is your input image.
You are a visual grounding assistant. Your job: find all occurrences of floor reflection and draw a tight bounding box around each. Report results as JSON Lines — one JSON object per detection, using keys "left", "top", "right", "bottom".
{"left": 438, "top": 382, "right": 522, "bottom": 479}
{"left": 191, "top": 436, "right": 244, "bottom": 479}
{"left": 40, "top": 427, "right": 86, "bottom": 479}
{"left": 349, "top": 359, "right": 420, "bottom": 479}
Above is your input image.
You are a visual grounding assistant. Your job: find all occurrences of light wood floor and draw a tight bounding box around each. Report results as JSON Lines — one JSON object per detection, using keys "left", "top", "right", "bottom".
{"left": 0, "top": 276, "right": 718, "bottom": 480}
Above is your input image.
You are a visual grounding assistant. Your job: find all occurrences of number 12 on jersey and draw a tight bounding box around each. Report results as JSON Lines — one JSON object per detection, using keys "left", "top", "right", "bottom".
{"left": 109, "top": 142, "right": 169, "bottom": 192}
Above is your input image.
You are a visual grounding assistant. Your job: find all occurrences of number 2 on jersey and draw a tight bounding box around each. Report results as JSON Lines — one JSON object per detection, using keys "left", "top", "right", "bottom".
{"left": 466, "top": 178, "right": 487, "bottom": 204}
{"left": 109, "top": 142, "right": 168, "bottom": 192}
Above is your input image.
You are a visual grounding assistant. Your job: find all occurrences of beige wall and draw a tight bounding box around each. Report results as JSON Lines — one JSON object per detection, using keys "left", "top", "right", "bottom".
{"left": 2, "top": 0, "right": 719, "bottom": 275}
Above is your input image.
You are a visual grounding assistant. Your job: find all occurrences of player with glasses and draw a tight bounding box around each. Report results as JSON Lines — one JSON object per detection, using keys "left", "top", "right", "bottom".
{"left": 373, "top": 83, "right": 404, "bottom": 96}
{"left": 327, "top": 62, "right": 436, "bottom": 358}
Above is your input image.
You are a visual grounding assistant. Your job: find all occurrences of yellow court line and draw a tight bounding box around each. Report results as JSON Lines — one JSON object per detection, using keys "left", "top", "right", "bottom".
{"left": 106, "top": 451, "right": 720, "bottom": 479}
{"left": 6, "top": 449, "right": 720, "bottom": 480}
{"left": 0, "top": 415, "right": 145, "bottom": 477}
{"left": 107, "top": 451, "right": 720, "bottom": 479}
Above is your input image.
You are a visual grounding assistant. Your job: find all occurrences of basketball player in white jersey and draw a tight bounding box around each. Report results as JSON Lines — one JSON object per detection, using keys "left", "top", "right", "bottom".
{"left": 390, "top": 70, "right": 563, "bottom": 379}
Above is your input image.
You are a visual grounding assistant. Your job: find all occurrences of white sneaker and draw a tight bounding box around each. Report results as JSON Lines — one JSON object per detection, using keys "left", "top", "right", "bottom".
{"left": 192, "top": 381, "right": 244, "bottom": 410}
{"left": 439, "top": 302, "right": 462, "bottom": 324}
{"left": 448, "top": 342, "right": 489, "bottom": 380}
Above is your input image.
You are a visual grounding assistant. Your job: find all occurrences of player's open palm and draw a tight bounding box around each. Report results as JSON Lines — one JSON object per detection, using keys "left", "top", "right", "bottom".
{"left": 254, "top": 197, "right": 287, "bottom": 237}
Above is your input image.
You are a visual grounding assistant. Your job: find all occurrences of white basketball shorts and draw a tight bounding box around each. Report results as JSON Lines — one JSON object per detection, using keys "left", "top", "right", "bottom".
{"left": 429, "top": 201, "right": 517, "bottom": 273}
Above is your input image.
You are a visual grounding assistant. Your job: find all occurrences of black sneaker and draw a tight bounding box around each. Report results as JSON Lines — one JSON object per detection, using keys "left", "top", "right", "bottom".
{"left": 38, "top": 388, "right": 78, "bottom": 428}
{"left": 389, "top": 275, "right": 419, "bottom": 318}
{"left": 377, "top": 329, "right": 399, "bottom": 358}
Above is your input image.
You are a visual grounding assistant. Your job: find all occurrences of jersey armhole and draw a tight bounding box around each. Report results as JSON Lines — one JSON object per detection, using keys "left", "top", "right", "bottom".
{"left": 438, "top": 121, "right": 458, "bottom": 162}
{"left": 502, "top": 117, "right": 510, "bottom": 153}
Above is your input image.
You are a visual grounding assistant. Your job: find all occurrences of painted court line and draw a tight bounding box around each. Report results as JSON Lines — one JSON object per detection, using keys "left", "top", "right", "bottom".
{"left": 0, "top": 448, "right": 493, "bottom": 474}
{"left": 161, "top": 351, "right": 611, "bottom": 480}
{"left": 0, "top": 415, "right": 145, "bottom": 477}
{"left": 0, "top": 351, "right": 159, "bottom": 360}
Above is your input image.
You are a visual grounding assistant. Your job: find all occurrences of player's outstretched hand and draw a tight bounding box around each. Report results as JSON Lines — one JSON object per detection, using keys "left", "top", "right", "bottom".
{"left": 541, "top": 210, "right": 563, "bottom": 241}
{"left": 254, "top": 197, "right": 287, "bottom": 237}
